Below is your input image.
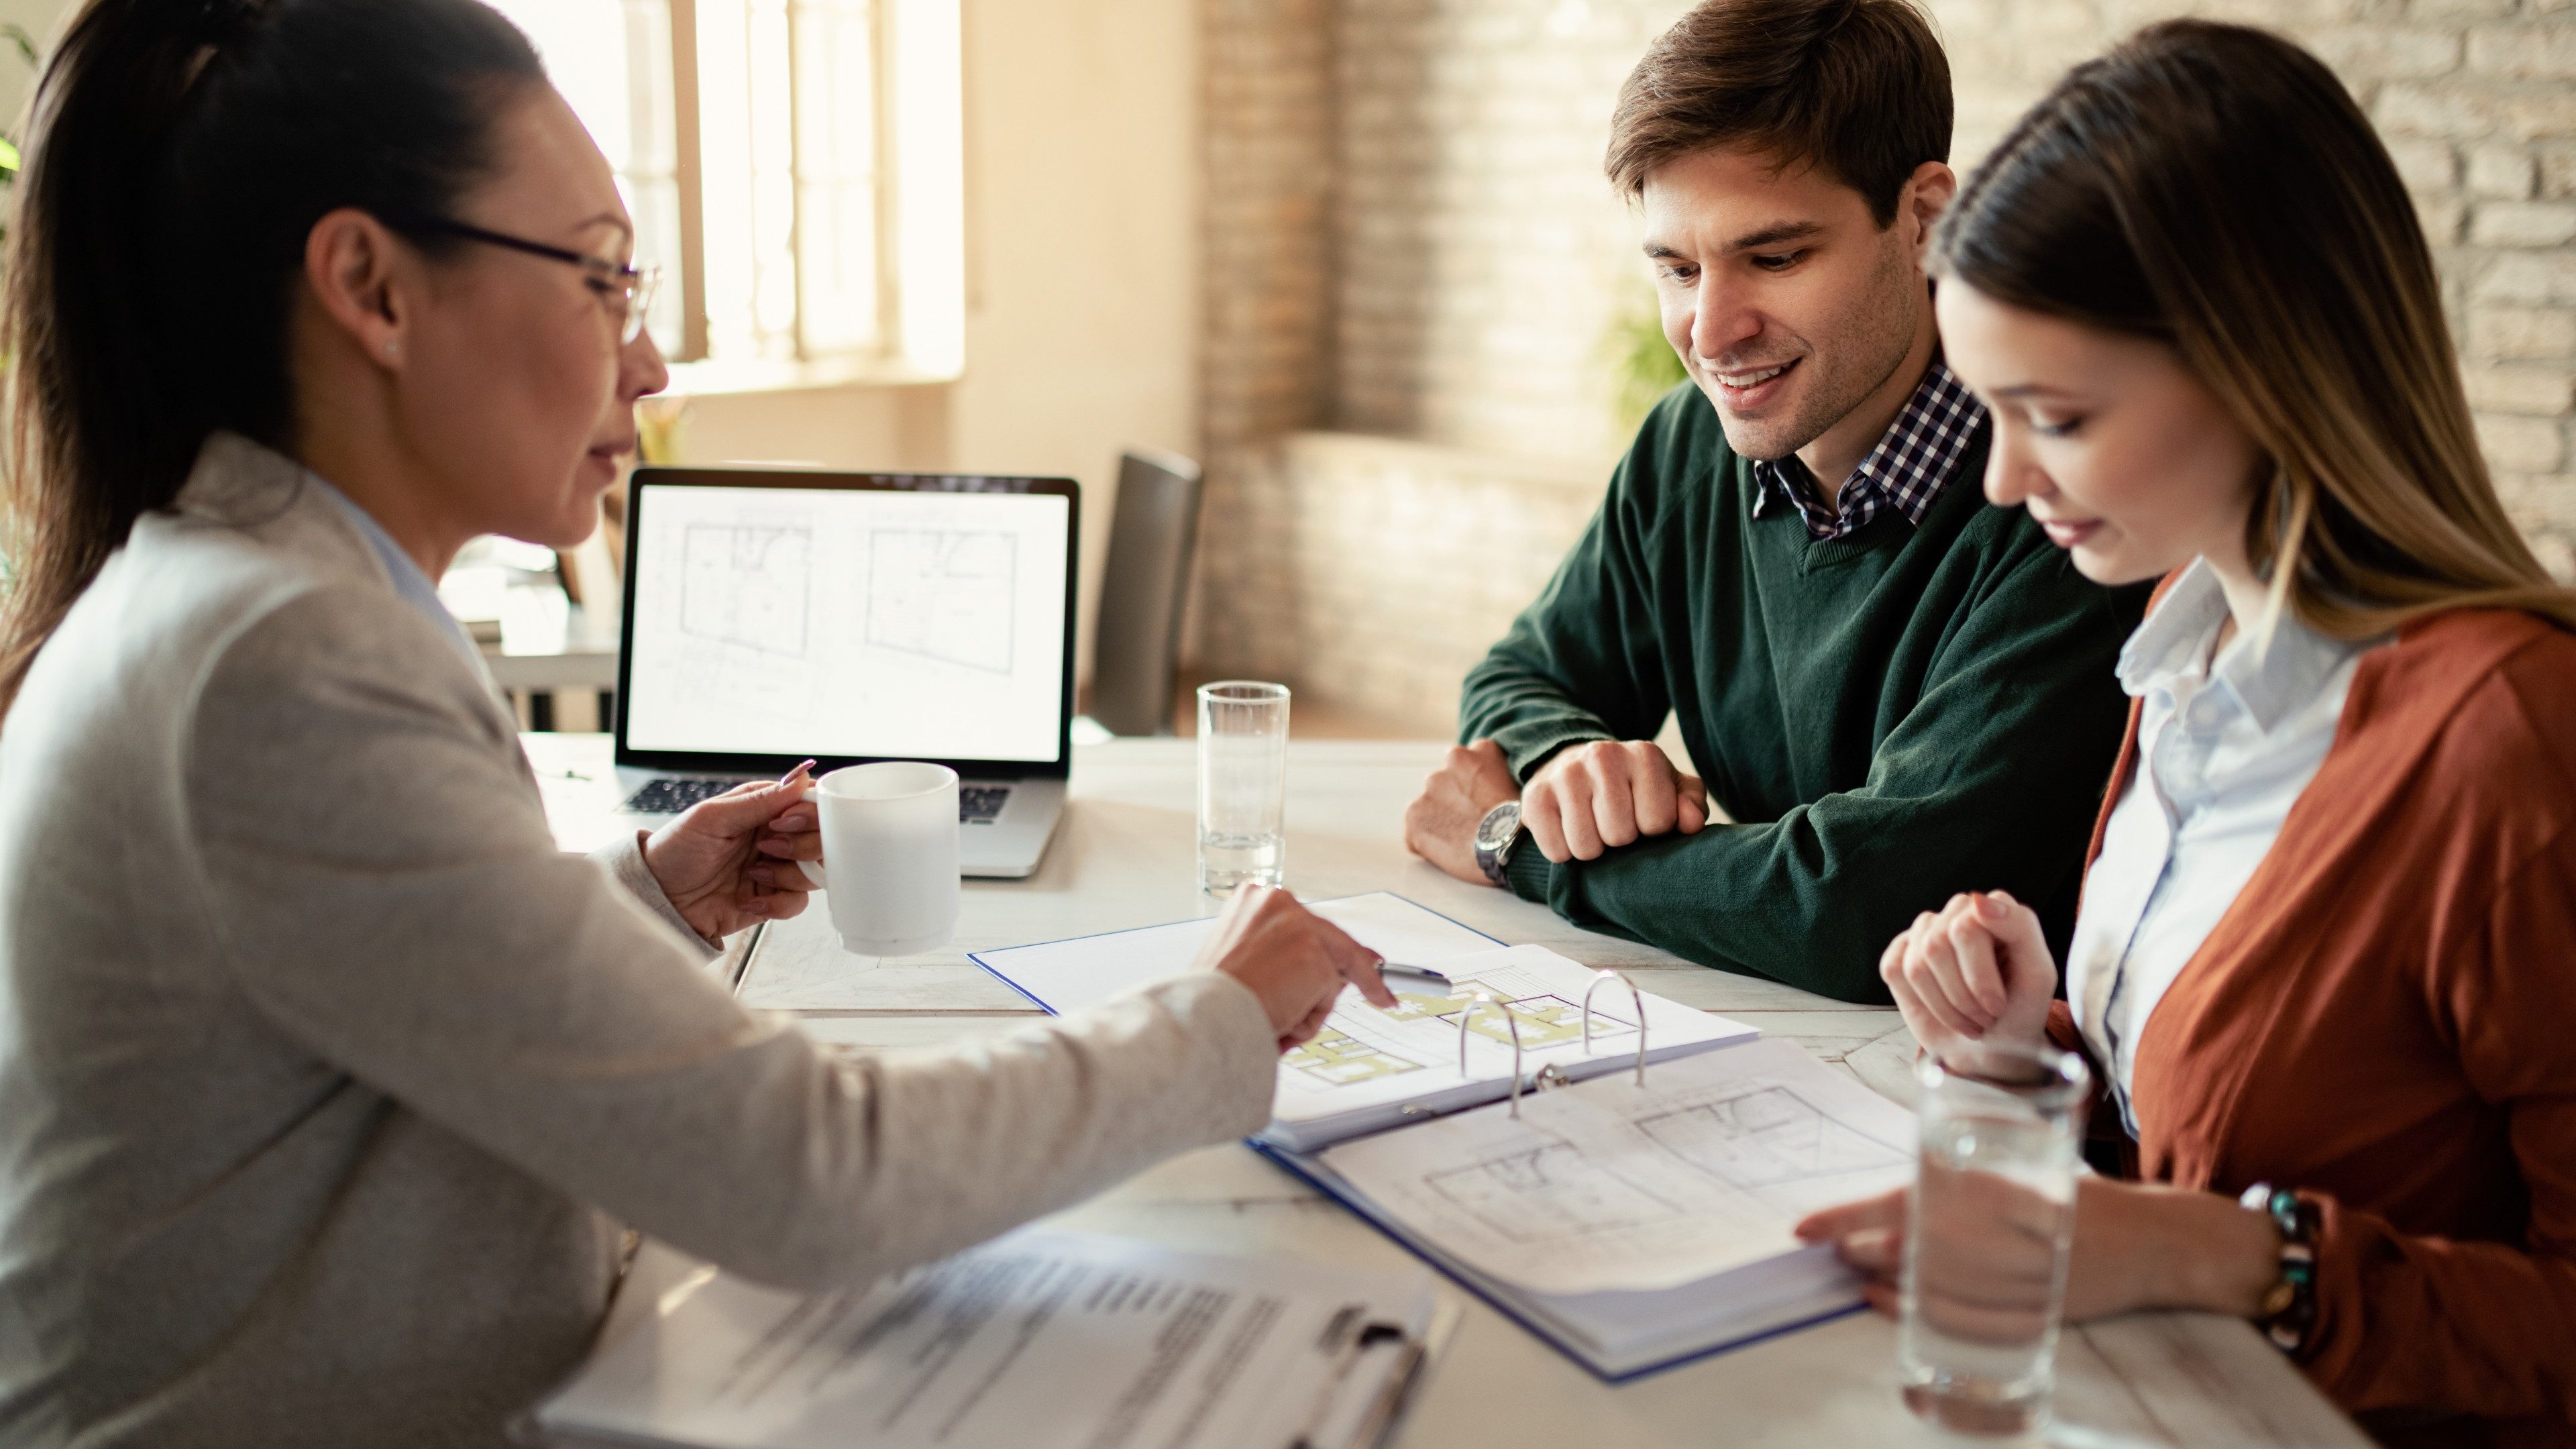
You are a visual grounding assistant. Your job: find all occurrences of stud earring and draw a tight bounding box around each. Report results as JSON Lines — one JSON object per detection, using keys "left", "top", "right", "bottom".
{"left": 384, "top": 341, "right": 398, "bottom": 360}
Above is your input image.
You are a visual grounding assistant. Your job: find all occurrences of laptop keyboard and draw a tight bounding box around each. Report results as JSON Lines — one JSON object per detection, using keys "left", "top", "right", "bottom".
{"left": 623, "top": 775, "right": 1012, "bottom": 823}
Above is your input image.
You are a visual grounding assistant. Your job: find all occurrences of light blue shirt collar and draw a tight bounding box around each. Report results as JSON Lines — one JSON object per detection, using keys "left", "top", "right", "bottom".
{"left": 2113, "top": 557, "right": 2366, "bottom": 736}
{"left": 306, "top": 475, "right": 486, "bottom": 672}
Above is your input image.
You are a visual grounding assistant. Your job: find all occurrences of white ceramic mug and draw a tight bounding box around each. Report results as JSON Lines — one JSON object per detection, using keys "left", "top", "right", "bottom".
{"left": 796, "top": 761, "right": 961, "bottom": 957}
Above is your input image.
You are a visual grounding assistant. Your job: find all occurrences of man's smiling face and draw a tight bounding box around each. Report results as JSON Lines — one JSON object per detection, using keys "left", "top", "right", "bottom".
{"left": 1642, "top": 146, "right": 1935, "bottom": 464}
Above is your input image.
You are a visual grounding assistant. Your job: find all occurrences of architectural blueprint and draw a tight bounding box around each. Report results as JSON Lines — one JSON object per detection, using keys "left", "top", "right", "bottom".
{"left": 621, "top": 482, "right": 1070, "bottom": 763}
{"left": 1269, "top": 951, "right": 1654, "bottom": 1120}
{"left": 961, "top": 900, "right": 1758, "bottom": 1151}
{"left": 1318, "top": 1038, "right": 1917, "bottom": 1295}
{"left": 682, "top": 522, "right": 813, "bottom": 656}
{"left": 865, "top": 528, "right": 1016, "bottom": 674}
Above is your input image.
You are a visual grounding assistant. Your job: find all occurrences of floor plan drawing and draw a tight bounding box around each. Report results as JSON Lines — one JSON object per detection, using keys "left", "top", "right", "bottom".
{"left": 682, "top": 523, "right": 812, "bottom": 656}
{"left": 1375, "top": 989, "right": 1474, "bottom": 1023}
{"left": 1440, "top": 994, "right": 1635, "bottom": 1050}
{"left": 1424, "top": 1141, "right": 1682, "bottom": 1244}
{"left": 1317, "top": 1040, "right": 1923, "bottom": 1294}
{"left": 1283, "top": 1029, "right": 1427, "bottom": 1086}
{"left": 867, "top": 529, "right": 1017, "bottom": 674}
{"left": 1636, "top": 1085, "right": 1909, "bottom": 1191}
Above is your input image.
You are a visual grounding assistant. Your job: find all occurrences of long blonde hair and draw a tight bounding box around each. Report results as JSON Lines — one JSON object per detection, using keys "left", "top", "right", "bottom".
{"left": 1934, "top": 19, "right": 2576, "bottom": 638}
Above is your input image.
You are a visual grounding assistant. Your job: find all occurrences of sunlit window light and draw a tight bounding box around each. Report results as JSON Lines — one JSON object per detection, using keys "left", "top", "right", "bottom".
{"left": 482, "top": 0, "right": 955, "bottom": 375}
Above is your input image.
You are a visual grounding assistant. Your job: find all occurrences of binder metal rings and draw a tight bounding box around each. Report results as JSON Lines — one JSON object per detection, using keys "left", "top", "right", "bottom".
{"left": 1454, "top": 969, "right": 1654, "bottom": 1119}
{"left": 1454, "top": 991, "right": 1526, "bottom": 1118}
{"left": 1581, "top": 968, "right": 1651, "bottom": 1087}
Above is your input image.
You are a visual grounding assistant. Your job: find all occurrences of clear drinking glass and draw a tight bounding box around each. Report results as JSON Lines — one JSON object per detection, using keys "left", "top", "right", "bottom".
{"left": 1197, "top": 681, "right": 1289, "bottom": 894}
{"left": 1898, "top": 1041, "right": 2092, "bottom": 1436}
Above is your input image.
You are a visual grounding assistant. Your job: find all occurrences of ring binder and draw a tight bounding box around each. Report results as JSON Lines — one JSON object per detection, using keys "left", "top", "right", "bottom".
{"left": 1454, "top": 992, "right": 1527, "bottom": 1118}
{"left": 1581, "top": 969, "right": 1651, "bottom": 1087}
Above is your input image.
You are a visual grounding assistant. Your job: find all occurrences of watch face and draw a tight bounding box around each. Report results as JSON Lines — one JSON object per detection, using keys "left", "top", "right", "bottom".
{"left": 1477, "top": 802, "right": 1520, "bottom": 851}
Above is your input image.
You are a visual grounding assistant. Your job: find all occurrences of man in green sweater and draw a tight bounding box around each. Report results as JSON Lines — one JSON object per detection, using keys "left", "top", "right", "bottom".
{"left": 1403, "top": 0, "right": 2143, "bottom": 1002}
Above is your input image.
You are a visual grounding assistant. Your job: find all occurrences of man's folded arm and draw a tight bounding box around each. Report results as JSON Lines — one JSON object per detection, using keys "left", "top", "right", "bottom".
{"left": 1458, "top": 445, "right": 1676, "bottom": 773}
{"left": 1503, "top": 549, "right": 2135, "bottom": 1002}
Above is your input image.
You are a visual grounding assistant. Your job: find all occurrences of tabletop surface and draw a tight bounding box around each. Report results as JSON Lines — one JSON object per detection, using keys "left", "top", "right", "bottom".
{"left": 525, "top": 733, "right": 2368, "bottom": 1449}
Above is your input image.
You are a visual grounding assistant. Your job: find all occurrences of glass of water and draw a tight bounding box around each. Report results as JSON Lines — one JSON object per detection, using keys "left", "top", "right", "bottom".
{"left": 1898, "top": 1040, "right": 2092, "bottom": 1436}
{"left": 1197, "top": 682, "right": 1289, "bottom": 894}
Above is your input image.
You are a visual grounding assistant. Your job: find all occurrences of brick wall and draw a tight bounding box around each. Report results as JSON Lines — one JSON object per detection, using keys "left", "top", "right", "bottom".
{"left": 1193, "top": 0, "right": 1339, "bottom": 678}
{"left": 1334, "top": 1, "right": 1701, "bottom": 464}
{"left": 1195, "top": 0, "right": 2576, "bottom": 733}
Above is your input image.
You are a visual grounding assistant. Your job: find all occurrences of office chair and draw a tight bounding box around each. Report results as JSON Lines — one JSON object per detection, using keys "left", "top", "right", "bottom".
{"left": 1088, "top": 447, "right": 1204, "bottom": 737}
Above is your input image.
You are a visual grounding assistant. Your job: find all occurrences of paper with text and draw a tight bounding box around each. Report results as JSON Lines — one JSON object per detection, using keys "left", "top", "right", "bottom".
{"left": 533, "top": 1231, "right": 1436, "bottom": 1449}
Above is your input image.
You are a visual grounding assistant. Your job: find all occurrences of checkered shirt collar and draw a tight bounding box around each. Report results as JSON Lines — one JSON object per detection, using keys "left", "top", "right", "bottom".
{"left": 1749, "top": 357, "right": 1986, "bottom": 541}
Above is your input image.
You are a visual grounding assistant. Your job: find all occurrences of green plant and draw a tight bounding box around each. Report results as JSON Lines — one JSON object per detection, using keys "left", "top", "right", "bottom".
{"left": 1603, "top": 287, "right": 1687, "bottom": 437}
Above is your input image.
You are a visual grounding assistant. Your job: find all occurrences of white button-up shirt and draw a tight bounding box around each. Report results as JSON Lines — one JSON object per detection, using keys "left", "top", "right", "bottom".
{"left": 2064, "top": 559, "right": 2385, "bottom": 1136}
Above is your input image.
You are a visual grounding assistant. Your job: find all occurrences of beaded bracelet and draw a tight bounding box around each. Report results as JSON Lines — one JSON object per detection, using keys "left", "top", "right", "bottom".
{"left": 2239, "top": 1182, "right": 2318, "bottom": 1354}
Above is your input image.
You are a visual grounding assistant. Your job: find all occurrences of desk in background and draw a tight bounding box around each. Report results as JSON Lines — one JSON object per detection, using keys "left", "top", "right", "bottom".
{"left": 525, "top": 733, "right": 2369, "bottom": 1449}
{"left": 472, "top": 580, "right": 619, "bottom": 732}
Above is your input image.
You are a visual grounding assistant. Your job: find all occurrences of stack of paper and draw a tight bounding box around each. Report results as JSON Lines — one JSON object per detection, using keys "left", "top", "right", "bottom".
{"left": 969, "top": 894, "right": 1760, "bottom": 1152}
{"left": 529, "top": 1231, "right": 1438, "bottom": 1449}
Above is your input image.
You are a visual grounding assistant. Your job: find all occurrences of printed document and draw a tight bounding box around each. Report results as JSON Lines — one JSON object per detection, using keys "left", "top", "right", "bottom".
{"left": 1318, "top": 1038, "right": 1916, "bottom": 1295}
{"left": 531, "top": 1231, "right": 1436, "bottom": 1449}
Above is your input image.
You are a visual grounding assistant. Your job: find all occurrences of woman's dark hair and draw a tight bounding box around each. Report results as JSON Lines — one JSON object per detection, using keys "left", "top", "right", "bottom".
{"left": 1934, "top": 20, "right": 2576, "bottom": 637}
{"left": 0, "top": 0, "right": 543, "bottom": 712}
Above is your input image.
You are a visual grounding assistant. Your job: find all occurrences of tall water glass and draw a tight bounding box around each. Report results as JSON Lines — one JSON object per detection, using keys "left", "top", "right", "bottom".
{"left": 1898, "top": 1041, "right": 2092, "bottom": 1436}
{"left": 1197, "top": 681, "right": 1289, "bottom": 894}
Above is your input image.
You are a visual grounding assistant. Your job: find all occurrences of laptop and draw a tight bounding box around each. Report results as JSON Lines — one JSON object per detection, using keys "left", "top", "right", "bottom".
{"left": 610, "top": 464, "right": 1078, "bottom": 879}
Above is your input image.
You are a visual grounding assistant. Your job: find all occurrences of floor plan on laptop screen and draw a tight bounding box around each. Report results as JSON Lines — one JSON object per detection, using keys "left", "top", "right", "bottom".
{"left": 1317, "top": 1038, "right": 1918, "bottom": 1295}
{"left": 622, "top": 482, "right": 1069, "bottom": 763}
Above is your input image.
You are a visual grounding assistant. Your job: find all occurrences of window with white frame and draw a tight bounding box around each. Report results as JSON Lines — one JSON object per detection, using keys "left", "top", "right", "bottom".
{"left": 486, "top": 0, "right": 963, "bottom": 380}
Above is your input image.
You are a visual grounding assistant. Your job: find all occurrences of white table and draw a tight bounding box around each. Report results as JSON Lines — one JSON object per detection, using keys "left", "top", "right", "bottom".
{"left": 526, "top": 734, "right": 2367, "bottom": 1449}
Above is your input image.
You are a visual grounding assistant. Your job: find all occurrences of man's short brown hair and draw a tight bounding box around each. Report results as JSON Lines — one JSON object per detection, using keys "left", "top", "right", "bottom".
{"left": 1606, "top": 0, "right": 1952, "bottom": 226}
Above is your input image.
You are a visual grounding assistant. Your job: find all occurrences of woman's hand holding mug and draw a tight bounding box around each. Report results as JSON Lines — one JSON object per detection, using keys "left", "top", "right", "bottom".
{"left": 1193, "top": 884, "right": 1397, "bottom": 1051}
{"left": 641, "top": 762, "right": 826, "bottom": 943}
{"left": 1880, "top": 889, "right": 2059, "bottom": 1065}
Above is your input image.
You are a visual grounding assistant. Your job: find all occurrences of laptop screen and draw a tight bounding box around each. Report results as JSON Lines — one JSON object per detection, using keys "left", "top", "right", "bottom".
{"left": 619, "top": 472, "right": 1075, "bottom": 770}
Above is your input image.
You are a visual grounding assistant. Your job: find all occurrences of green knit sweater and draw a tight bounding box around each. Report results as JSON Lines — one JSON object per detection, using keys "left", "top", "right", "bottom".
{"left": 1462, "top": 384, "right": 2147, "bottom": 1002}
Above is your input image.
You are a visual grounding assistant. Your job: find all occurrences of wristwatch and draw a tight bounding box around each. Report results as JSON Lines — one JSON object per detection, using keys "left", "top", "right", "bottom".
{"left": 1472, "top": 800, "right": 1523, "bottom": 887}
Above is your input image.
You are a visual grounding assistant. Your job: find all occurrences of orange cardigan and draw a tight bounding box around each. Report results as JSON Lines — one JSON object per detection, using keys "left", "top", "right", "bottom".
{"left": 2053, "top": 606, "right": 2576, "bottom": 1446}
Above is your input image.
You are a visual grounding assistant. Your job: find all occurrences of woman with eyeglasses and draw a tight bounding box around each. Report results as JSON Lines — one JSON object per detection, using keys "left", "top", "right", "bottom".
{"left": 1793, "top": 22, "right": 2576, "bottom": 1443}
{"left": 0, "top": 2, "right": 1390, "bottom": 1444}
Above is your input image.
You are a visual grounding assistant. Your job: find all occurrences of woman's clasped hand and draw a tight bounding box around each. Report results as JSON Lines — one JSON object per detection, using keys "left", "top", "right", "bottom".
{"left": 1793, "top": 896, "right": 2283, "bottom": 1326}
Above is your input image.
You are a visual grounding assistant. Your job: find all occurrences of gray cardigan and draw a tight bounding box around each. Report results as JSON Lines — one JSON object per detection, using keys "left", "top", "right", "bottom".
{"left": 0, "top": 435, "right": 1277, "bottom": 1448}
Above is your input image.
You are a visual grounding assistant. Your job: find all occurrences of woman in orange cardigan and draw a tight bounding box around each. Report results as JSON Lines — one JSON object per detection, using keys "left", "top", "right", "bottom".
{"left": 1792, "top": 22, "right": 2576, "bottom": 1446}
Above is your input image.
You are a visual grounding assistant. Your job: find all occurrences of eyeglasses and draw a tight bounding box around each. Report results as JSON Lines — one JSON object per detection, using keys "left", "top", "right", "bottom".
{"left": 385, "top": 214, "right": 661, "bottom": 345}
